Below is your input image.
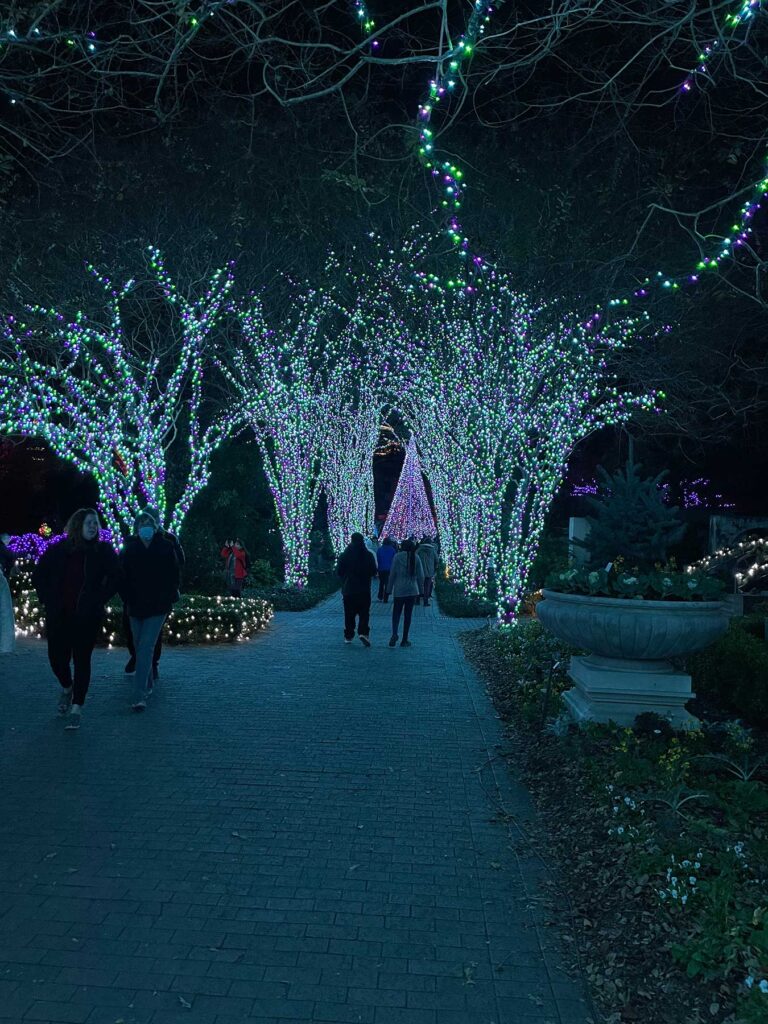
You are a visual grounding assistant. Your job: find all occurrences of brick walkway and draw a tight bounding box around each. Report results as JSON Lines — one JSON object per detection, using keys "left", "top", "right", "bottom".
{"left": 0, "top": 593, "right": 591, "bottom": 1024}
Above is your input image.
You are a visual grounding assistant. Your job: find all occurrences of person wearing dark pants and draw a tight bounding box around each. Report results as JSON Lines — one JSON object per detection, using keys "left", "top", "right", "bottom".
{"left": 376, "top": 537, "right": 397, "bottom": 602}
{"left": 123, "top": 507, "right": 184, "bottom": 679}
{"left": 343, "top": 593, "right": 371, "bottom": 642}
{"left": 416, "top": 539, "right": 438, "bottom": 606}
{"left": 120, "top": 509, "right": 180, "bottom": 712}
{"left": 386, "top": 539, "right": 425, "bottom": 648}
{"left": 32, "top": 508, "right": 120, "bottom": 730}
{"left": 336, "top": 532, "right": 377, "bottom": 646}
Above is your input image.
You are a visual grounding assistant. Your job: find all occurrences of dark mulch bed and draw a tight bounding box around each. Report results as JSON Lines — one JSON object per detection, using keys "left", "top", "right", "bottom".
{"left": 461, "top": 628, "right": 759, "bottom": 1024}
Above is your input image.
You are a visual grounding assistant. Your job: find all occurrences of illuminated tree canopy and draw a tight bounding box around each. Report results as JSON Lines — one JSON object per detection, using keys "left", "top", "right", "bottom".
{"left": 0, "top": 248, "right": 237, "bottom": 541}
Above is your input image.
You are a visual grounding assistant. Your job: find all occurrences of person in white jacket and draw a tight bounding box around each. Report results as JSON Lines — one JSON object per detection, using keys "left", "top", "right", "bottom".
{"left": 386, "top": 539, "right": 425, "bottom": 648}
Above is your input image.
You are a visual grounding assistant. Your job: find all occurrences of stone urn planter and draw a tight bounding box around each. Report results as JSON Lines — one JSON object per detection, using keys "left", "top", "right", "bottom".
{"left": 536, "top": 590, "right": 730, "bottom": 728}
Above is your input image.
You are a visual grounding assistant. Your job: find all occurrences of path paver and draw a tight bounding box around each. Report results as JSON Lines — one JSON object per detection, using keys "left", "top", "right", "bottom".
{"left": 0, "top": 592, "right": 591, "bottom": 1023}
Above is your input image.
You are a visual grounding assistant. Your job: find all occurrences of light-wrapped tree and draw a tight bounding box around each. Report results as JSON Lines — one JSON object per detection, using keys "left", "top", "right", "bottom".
{"left": 381, "top": 436, "right": 435, "bottom": 543}
{"left": 320, "top": 359, "right": 381, "bottom": 555}
{"left": 0, "top": 248, "right": 238, "bottom": 541}
{"left": 220, "top": 284, "right": 348, "bottom": 587}
{"left": 397, "top": 271, "right": 659, "bottom": 618}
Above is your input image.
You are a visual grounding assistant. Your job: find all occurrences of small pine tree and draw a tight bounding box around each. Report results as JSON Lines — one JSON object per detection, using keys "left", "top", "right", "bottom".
{"left": 582, "top": 460, "right": 686, "bottom": 569}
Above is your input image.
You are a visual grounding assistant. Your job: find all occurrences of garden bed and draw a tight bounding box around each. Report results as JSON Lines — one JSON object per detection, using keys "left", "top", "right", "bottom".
{"left": 245, "top": 571, "right": 340, "bottom": 611}
{"left": 462, "top": 621, "right": 768, "bottom": 1024}
{"left": 434, "top": 575, "right": 497, "bottom": 617}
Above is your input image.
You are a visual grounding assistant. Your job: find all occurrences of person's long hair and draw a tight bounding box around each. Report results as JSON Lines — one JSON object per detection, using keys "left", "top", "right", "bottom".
{"left": 65, "top": 508, "right": 100, "bottom": 549}
{"left": 400, "top": 538, "right": 417, "bottom": 577}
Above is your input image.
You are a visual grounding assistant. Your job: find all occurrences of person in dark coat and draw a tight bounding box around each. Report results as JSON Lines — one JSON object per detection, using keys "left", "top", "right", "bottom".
{"left": 120, "top": 508, "right": 180, "bottom": 712}
{"left": 122, "top": 506, "right": 184, "bottom": 678}
{"left": 0, "top": 531, "right": 14, "bottom": 580}
{"left": 336, "top": 532, "right": 377, "bottom": 646}
{"left": 376, "top": 537, "right": 397, "bottom": 602}
{"left": 32, "top": 508, "right": 120, "bottom": 729}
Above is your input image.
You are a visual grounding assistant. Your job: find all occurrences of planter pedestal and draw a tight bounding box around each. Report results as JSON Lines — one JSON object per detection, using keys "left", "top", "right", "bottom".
{"left": 564, "top": 655, "right": 698, "bottom": 729}
{"left": 536, "top": 590, "right": 729, "bottom": 729}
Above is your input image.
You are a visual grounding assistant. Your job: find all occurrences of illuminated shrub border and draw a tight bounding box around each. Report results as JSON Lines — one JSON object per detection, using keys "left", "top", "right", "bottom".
{"left": 12, "top": 564, "right": 273, "bottom": 645}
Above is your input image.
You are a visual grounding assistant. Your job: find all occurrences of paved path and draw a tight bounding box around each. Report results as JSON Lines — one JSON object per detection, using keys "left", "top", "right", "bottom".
{"left": 0, "top": 594, "right": 591, "bottom": 1024}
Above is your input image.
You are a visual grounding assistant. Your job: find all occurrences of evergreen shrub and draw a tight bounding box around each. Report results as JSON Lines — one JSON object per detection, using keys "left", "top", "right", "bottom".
{"left": 689, "top": 622, "right": 768, "bottom": 726}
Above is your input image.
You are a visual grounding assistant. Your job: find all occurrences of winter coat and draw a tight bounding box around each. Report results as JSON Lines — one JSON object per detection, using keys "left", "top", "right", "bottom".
{"left": 377, "top": 543, "right": 396, "bottom": 572}
{"left": 337, "top": 542, "right": 377, "bottom": 598}
{"left": 0, "top": 539, "right": 14, "bottom": 579}
{"left": 120, "top": 534, "right": 180, "bottom": 619}
{"left": 416, "top": 543, "right": 438, "bottom": 577}
{"left": 221, "top": 545, "right": 248, "bottom": 582}
{"left": 32, "top": 539, "right": 121, "bottom": 620}
{"left": 386, "top": 551, "right": 425, "bottom": 599}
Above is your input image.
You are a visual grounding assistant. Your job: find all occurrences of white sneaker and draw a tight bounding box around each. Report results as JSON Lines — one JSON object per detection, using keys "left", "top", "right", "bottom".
{"left": 64, "top": 705, "right": 82, "bottom": 730}
{"left": 57, "top": 687, "right": 73, "bottom": 716}
{"left": 131, "top": 700, "right": 147, "bottom": 712}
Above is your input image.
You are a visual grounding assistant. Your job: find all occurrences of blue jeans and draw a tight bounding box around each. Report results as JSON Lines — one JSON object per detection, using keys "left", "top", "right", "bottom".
{"left": 129, "top": 615, "right": 166, "bottom": 703}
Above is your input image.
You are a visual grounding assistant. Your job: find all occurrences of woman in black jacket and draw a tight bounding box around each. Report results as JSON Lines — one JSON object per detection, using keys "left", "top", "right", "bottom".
{"left": 119, "top": 508, "right": 180, "bottom": 712}
{"left": 32, "top": 508, "right": 120, "bottom": 729}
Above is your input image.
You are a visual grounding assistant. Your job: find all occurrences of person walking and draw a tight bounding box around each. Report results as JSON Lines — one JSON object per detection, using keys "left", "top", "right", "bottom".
{"left": 31, "top": 509, "right": 120, "bottom": 729}
{"left": 416, "top": 538, "right": 438, "bottom": 606}
{"left": 220, "top": 538, "right": 249, "bottom": 597}
{"left": 376, "top": 537, "right": 397, "bottom": 602}
{"left": 336, "top": 532, "right": 377, "bottom": 646}
{"left": 123, "top": 508, "right": 184, "bottom": 680}
{"left": 387, "top": 539, "right": 425, "bottom": 648}
{"left": 120, "top": 509, "right": 180, "bottom": 712}
{"left": 0, "top": 530, "right": 16, "bottom": 655}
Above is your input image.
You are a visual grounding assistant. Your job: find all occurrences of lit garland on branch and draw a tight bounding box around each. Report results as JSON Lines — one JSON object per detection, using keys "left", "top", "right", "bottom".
{"left": 681, "top": 1, "right": 764, "bottom": 94}
{"left": 219, "top": 283, "right": 349, "bottom": 587}
{"left": 381, "top": 435, "right": 435, "bottom": 543}
{"left": 0, "top": 249, "right": 238, "bottom": 542}
{"left": 353, "top": 2, "right": 768, "bottom": 306}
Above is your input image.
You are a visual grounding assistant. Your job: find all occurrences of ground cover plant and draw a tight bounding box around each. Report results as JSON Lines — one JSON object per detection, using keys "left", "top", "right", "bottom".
{"left": 462, "top": 621, "right": 768, "bottom": 1024}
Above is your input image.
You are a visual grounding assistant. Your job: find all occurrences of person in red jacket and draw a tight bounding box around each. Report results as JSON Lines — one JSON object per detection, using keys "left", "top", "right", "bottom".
{"left": 221, "top": 538, "right": 249, "bottom": 596}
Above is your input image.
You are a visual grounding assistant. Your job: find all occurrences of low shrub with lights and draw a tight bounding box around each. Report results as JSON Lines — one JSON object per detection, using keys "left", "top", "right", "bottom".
{"left": 11, "top": 561, "right": 273, "bottom": 645}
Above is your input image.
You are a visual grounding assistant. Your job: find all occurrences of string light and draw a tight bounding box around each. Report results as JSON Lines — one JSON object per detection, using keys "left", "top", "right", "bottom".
{"left": 380, "top": 436, "right": 435, "bottom": 542}
{"left": 680, "top": 1, "right": 763, "bottom": 94}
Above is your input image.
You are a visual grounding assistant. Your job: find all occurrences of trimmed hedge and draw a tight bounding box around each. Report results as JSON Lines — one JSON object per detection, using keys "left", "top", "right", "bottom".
{"left": 689, "top": 621, "right": 768, "bottom": 726}
{"left": 14, "top": 586, "right": 273, "bottom": 645}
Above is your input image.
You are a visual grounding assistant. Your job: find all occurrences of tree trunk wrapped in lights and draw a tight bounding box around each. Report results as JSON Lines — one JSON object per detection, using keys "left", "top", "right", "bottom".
{"left": 381, "top": 435, "right": 435, "bottom": 543}
{"left": 0, "top": 248, "right": 237, "bottom": 542}
{"left": 397, "top": 271, "right": 659, "bottom": 619}
{"left": 320, "top": 365, "right": 380, "bottom": 555}
{"left": 221, "top": 285, "right": 348, "bottom": 588}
